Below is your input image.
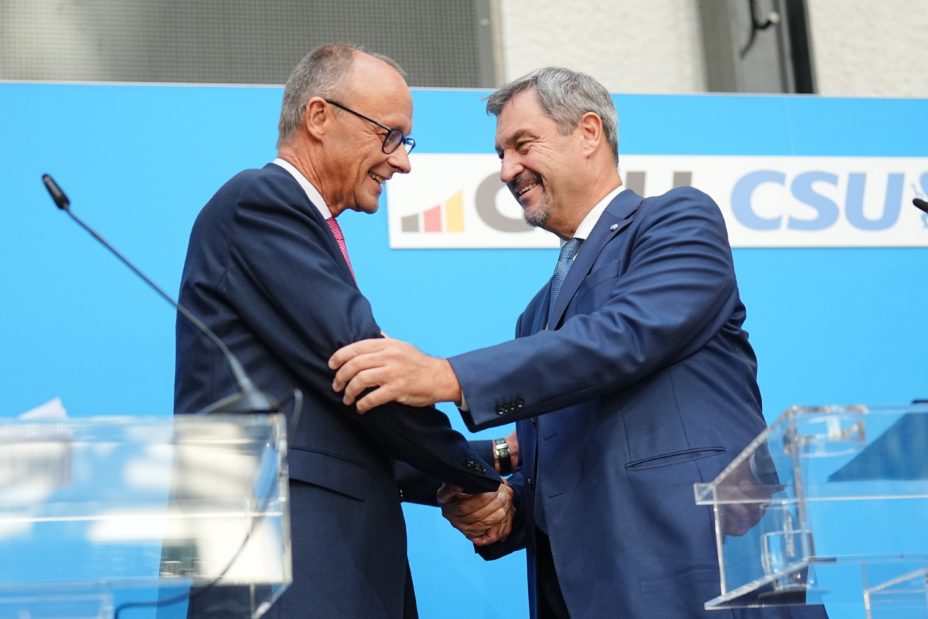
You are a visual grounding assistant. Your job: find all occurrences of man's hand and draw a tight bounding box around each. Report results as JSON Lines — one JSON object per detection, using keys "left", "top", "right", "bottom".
{"left": 718, "top": 456, "right": 779, "bottom": 537}
{"left": 438, "top": 481, "right": 515, "bottom": 546}
{"left": 505, "top": 430, "right": 520, "bottom": 469}
{"left": 329, "top": 338, "right": 462, "bottom": 413}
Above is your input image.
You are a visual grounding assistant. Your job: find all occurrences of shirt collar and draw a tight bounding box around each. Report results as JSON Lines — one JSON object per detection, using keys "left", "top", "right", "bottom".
{"left": 569, "top": 185, "right": 626, "bottom": 243}
{"left": 272, "top": 157, "right": 332, "bottom": 219}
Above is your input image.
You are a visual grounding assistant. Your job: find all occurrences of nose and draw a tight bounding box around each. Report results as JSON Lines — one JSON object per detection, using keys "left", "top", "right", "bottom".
{"left": 388, "top": 146, "right": 412, "bottom": 174}
{"left": 499, "top": 153, "right": 522, "bottom": 184}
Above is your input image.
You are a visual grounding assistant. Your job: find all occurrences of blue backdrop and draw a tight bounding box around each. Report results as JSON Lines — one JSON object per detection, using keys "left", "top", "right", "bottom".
{"left": 1, "top": 83, "right": 926, "bottom": 618}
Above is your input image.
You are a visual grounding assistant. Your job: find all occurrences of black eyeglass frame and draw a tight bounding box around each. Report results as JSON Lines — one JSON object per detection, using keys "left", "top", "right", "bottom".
{"left": 324, "top": 99, "right": 416, "bottom": 155}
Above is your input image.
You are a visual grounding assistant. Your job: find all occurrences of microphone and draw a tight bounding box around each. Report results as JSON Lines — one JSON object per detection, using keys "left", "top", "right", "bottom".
{"left": 41, "top": 174, "right": 279, "bottom": 415}
{"left": 914, "top": 197, "right": 928, "bottom": 215}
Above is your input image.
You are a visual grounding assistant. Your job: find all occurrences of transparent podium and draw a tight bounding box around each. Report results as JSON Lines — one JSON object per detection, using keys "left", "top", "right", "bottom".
{"left": 695, "top": 403, "right": 928, "bottom": 618}
{"left": 0, "top": 413, "right": 291, "bottom": 619}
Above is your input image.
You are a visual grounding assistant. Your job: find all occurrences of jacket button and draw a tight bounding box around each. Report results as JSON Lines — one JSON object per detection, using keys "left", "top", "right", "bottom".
{"left": 462, "top": 457, "right": 485, "bottom": 473}
{"left": 515, "top": 398, "right": 524, "bottom": 408}
{"left": 531, "top": 416, "right": 537, "bottom": 426}
{"left": 527, "top": 477, "right": 534, "bottom": 488}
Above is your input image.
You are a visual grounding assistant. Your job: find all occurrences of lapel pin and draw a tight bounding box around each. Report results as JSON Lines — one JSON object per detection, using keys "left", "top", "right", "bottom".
{"left": 610, "top": 223, "right": 619, "bottom": 232}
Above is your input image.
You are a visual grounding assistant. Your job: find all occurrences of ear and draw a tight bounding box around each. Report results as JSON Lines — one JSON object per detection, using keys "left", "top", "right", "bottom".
{"left": 578, "top": 111, "right": 603, "bottom": 157}
{"left": 303, "top": 97, "right": 330, "bottom": 139}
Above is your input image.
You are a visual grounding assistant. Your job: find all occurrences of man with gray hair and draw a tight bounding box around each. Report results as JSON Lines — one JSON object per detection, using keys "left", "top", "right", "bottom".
{"left": 330, "top": 67, "right": 827, "bottom": 618}
{"left": 175, "top": 44, "right": 508, "bottom": 618}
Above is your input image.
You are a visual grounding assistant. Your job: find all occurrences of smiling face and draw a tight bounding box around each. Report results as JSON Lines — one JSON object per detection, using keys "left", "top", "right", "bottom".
{"left": 494, "top": 90, "right": 587, "bottom": 236}
{"left": 322, "top": 53, "right": 413, "bottom": 216}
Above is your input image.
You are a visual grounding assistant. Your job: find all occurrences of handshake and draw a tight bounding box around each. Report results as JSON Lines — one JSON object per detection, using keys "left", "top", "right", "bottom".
{"left": 328, "top": 338, "right": 521, "bottom": 546}
{"left": 438, "top": 431, "right": 519, "bottom": 546}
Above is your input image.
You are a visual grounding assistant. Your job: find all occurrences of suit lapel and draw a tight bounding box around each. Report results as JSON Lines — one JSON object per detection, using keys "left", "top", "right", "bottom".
{"left": 266, "top": 163, "right": 356, "bottom": 285}
{"left": 526, "top": 290, "right": 551, "bottom": 336}
{"left": 547, "top": 189, "right": 642, "bottom": 329}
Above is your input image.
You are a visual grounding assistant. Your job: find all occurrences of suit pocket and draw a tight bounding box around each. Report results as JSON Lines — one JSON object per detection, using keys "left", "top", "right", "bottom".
{"left": 583, "top": 264, "right": 620, "bottom": 287}
{"left": 625, "top": 446, "right": 725, "bottom": 470}
{"left": 574, "top": 266, "right": 619, "bottom": 305}
{"left": 288, "top": 447, "right": 369, "bottom": 501}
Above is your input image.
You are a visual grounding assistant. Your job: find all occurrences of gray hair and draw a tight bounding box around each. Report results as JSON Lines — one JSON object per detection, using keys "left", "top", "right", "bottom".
{"left": 486, "top": 67, "right": 618, "bottom": 163}
{"left": 277, "top": 44, "right": 406, "bottom": 147}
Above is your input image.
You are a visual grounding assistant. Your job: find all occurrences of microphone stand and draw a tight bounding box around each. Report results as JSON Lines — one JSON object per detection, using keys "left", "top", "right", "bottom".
{"left": 41, "top": 173, "right": 280, "bottom": 415}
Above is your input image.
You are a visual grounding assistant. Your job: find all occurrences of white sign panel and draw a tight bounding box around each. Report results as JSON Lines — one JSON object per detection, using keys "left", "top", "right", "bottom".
{"left": 386, "top": 154, "right": 928, "bottom": 248}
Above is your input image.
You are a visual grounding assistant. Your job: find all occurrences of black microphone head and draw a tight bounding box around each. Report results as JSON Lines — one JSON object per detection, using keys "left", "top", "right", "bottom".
{"left": 913, "top": 197, "right": 928, "bottom": 215}
{"left": 42, "top": 174, "right": 71, "bottom": 210}
{"left": 45, "top": 171, "right": 277, "bottom": 418}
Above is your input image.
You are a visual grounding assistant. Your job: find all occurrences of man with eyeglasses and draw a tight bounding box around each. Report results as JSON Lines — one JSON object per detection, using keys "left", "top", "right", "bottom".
{"left": 174, "top": 44, "right": 509, "bottom": 618}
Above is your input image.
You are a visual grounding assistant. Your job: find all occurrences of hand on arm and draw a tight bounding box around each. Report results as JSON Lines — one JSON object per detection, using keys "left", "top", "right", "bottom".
{"left": 329, "top": 338, "right": 462, "bottom": 413}
{"left": 437, "top": 480, "right": 515, "bottom": 546}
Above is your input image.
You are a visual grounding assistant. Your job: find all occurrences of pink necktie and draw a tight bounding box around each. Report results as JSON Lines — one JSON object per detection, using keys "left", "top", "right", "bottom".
{"left": 326, "top": 217, "right": 355, "bottom": 278}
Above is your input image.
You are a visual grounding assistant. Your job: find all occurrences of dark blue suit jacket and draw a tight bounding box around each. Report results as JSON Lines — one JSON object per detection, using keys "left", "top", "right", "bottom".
{"left": 174, "top": 163, "right": 500, "bottom": 618}
{"left": 450, "top": 188, "right": 825, "bottom": 619}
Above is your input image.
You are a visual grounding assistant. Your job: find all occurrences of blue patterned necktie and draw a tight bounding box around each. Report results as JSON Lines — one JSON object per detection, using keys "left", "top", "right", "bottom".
{"left": 546, "top": 238, "right": 583, "bottom": 328}
{"left": 535, "top": 237, "right": 583, "bottom": 533}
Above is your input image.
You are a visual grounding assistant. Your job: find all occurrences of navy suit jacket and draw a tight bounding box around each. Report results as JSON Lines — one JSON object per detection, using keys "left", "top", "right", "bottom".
{"left": 174, "top": 163, "right": 499, "bottom": 618}
{"left": 450, "top": 188, "right": 824, "bottom": 619}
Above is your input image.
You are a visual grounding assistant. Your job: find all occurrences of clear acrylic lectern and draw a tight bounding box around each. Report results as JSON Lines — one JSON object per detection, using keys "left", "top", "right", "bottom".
{"left": 694, "top": 403, "right": 928, "bottom": 618}
{"left": 0, "top": 413, "right": 291, "bottom": 619}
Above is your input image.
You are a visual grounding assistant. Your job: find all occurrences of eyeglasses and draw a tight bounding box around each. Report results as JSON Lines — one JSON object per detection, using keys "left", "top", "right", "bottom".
{"left": 324, "top": 99, "right": 416, "bottom": 155}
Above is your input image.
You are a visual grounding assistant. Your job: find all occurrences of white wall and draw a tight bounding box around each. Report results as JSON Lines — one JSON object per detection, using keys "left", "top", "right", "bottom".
{"left": 496, "top": 0, "right": 706, "bottom": 92}
{"left": 806, "top": 0, "right": 928, "bottom": 97}
{"left": 495, "top": 0, "right": 928, "bottom": 97}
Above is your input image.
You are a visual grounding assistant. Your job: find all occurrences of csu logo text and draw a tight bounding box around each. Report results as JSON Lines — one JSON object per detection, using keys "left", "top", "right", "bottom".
{"left": 732, "top": 168, "right": 928, "bottom": 232}
{"left": 386, "top": 154, "right": 928, "bottom": 248}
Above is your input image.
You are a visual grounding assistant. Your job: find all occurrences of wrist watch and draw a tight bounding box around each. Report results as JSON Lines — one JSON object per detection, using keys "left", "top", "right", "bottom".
{"left": 493, "top": 438, "right": 512, "bottom": 475}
